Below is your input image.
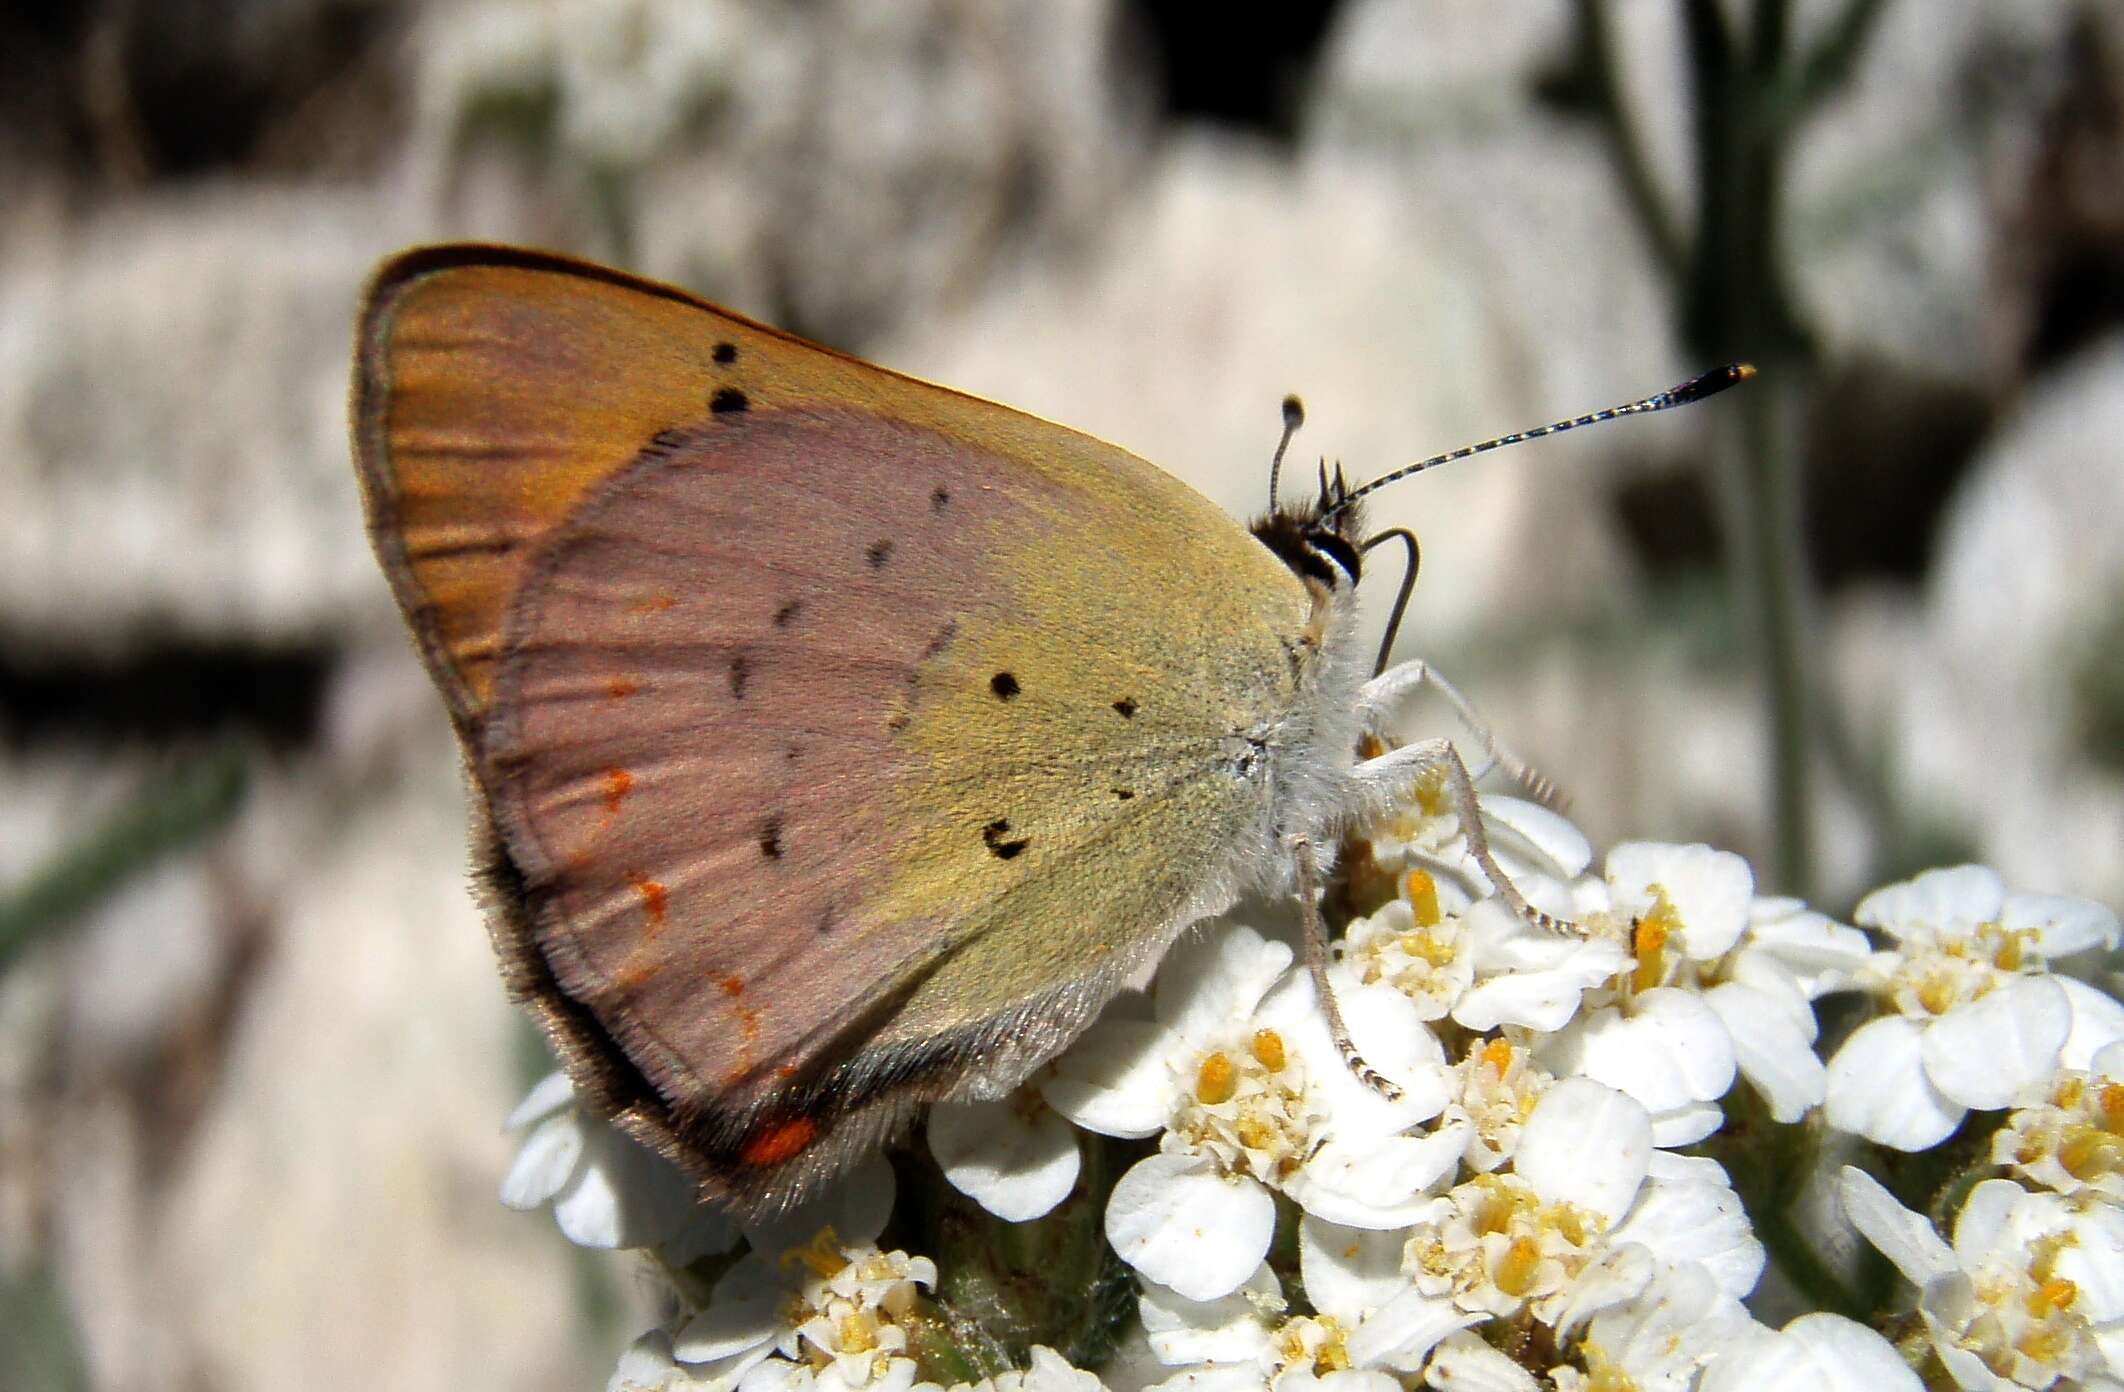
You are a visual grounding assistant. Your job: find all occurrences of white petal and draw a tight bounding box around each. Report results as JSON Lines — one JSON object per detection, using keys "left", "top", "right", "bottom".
{"left": 1835, "top": 1167, "right": 1956, "bottom": 1287}
{"left": 673, "top": 1262, "right": 784, "bottom": 1362}
{"left": 2051, "top": 1201, "right": 2124, "bottom": 1322}
{"left": 1144, "top": 1369, "right": 1272, "bottom": 1392}
{"left": 552, "top": 1154, "right": 628, "bottom": 1249}
{"left": 741, "top": 1152, "right": 894, "bottom": 1255}
{"left": 1606, "top": 842, "right": 1754, "bottom": 958}
{"left": 1421, "top": 1329, "right": 1539, "bottom": 1391}
{"left": 1704, "top": 981, "right": 1826, "bottom": 1121}
{"left": 1299, "top": 1217, "right": 1411, "bottom": 1322}
{"left": 1107, "top": 1153, "right": 1275, "bottom": 1302}
{"left": 1515, "top": 1078, "right": 1650, "bottom": 1222}
{"left": 1543, "top": 990, "right": 1736, "bottom": 1113}
{"left": 506, "top": 1070, "right": 579, "bottom": 1131}
{"left": 501, "top": 1111, "right": 585, "bottom": 1209}
{"left": 1481, "top": 797, "right": 1594, "bottom": 880}
{"left": 1855, "top": 866, "right": 2004, "bottom": 939}
{"left": 1645, "top": 1151, "right": 1732, "bottom": 1185}
{"left": 1823, "top": 1016, "right": 1962, "bottom": 1150}
{"left": 2002, "top": 891, "right": 2121, "bottom": 957}
{"left": 1647, "top": 1101, "right": 1725, "bottom": 1148}
{"left": 1137, "top": 1262, "right": 1281, "bottom": 1368}
{"left": 1451, "top": 963, "right": 1610, "bottom": 1034}
{"left": 609, "top": 1330, "right": 705, "bottom": 1392}
{"left": 930, "top": 1098, "right": 1080, "bottom": 1223}
{"left": 1702, "top": 1312, "right": 1921, "bottom": 1392}
{"left": 2059, "top": 975, "right": 2124, "bottom": 1070}
{"left": 1549, "top": 1244, "right": 1655, "bottom": 1337}
{"left": 1156, "top": 923, "right": 1293, "bottom": 1044}
{"left": 1044, "top": 1018, "right": 1183, "bottom": 1138}
{"left": 1289, "top": 1122, "right": 1469, "bottom": 1229}
{"left": 1741, "top": 902, "right": 1876, "bottom": 1000}
{"left": 1608, "top": 1180, "right": 1764, "bottom": 1300}
{"left": 2095, "top": 1038, "right": 2124, "bottom": 1081}
{"left": 1349, "top": 1287, "right": 1481, "bottom": 1374}
{"left": 1919, "top": 975, "right": 2070, "bottom": 1110}
{"left": 1267, "top": 970, "right": 1450, "bottom": 1134}
{"left": 555, "top": 1122, "right": 701, "bottom": 1251}
{"left": 1020, "top": 1346, "right": 1107, "bottom": 1392}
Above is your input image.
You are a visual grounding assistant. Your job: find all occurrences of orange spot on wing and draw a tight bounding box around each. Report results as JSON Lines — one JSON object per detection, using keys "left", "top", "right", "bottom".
{"left": 602, "top": 766, "right": 634, "bottom": 815}
{"left": 632, "top": 876, "right": 667, "bottom": 929}
{"left": 630, "top": 592, "right": 677, "bottom": 613}
{"left": 606, "top": 676, "right": 639, "bottom": 699}
{"left": 719, "top": 975, "right": 744, "bottom": 996}
{"left": 741, "top": 1115, "right": 818, "bottom": 1168}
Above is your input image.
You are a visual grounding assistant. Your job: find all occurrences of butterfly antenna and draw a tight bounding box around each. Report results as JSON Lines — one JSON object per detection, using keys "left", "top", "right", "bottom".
{"left": 1268, "top": 395, "right": 1304, "bottom": 511}
{"left": 1324, "top": 363, "right": 1756, "bottom": 520}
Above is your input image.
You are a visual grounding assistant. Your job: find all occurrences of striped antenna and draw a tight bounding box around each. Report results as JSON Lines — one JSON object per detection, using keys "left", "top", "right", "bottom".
{"left": 1323, "top": 363, "right": 1755, "bottom": 519}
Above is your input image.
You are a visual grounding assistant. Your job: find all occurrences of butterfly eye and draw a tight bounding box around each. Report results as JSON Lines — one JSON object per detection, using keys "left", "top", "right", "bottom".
{"left": 1303, "top": 530, "right": 1361, "bottom": 586}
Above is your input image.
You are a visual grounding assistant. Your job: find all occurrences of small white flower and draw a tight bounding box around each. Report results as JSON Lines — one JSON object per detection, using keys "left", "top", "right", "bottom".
{"left": 1990, "top": 1040, "right": 2124, "bottom": 1201}
{"left": 503, "top": 1070, "right": 735, "bottom": 1257}
{"left": 1824, "top": 865, "right": 2123, "bottom": 1151}
{"left": 1528, "top": 843, "right": 1758, "bottom": 1146}
{"left": 659, "top": 1237, "right": 933, "bottom": 1391}
{"left": 608, "top": 1159, "right": 904, "bottom": 1392}
{"left": 1840, "top": 1166, "right": 2124, "bottom": 1388}
{"left": 1445, "top": 1037, "right": 1553, "bottom": 1174}
{"left": 1402, "top": 1080, "right": 1674, "bottom": 1327}
{"left": 1051, "top": 923, "right": 1454, "bottom": 1300}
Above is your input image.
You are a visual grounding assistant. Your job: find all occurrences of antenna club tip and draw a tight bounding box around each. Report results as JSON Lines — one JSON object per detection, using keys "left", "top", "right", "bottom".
{"left": 1282, "top": 394, "right": 1305, "bottom": 427}
{"left": 1670, "top": 362, "right": 1757, "bottom": 405}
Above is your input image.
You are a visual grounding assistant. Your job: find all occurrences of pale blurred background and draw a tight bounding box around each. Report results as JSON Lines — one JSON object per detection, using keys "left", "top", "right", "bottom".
{"left": 3, "top": 3, "right": 2123, "bottom": 1388}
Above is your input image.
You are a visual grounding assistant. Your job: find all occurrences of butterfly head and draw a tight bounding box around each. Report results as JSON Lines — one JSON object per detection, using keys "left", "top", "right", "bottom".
{"left": 1249, "top": 459, "right": 1366, "bottom": 596}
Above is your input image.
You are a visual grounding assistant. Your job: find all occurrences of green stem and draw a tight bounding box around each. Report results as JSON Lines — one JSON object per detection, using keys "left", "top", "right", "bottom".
{"left": 1755, "top": 1190, "right": 1874, "bottom": 1320}
{"left": 0, "top": 744, "right": 248, "bottom": 973}
{"left": 1575, "top": 0, "right": 1690, "bottom": 276}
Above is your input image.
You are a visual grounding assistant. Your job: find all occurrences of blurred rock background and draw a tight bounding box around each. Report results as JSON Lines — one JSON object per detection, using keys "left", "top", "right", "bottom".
{"left": 3, "top": 2, "right": 2122, "bottom": 1389}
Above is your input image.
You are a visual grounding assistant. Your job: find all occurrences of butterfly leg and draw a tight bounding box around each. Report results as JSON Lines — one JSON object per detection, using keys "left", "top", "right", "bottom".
{"left": 1357, "top": 659, "right": 1569, "bottom": 812}
{"left": 1344, "top": 738, "right": 1583, "bottom": 937}
{"left": 1289, "top": 833, "right": 1404, "bottom": 1102}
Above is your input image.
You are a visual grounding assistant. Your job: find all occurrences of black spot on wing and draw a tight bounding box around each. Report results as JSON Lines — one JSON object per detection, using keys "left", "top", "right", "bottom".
{"left": 990, "top": 672, "right": 1020, "bottom": 700}
{"left": 759, "top": 816, "right": 783, "bottom": 860}
{"left": 982, "top": 819, "right": 1030, "bottom": 860}
{"left": 931, "top": 486, "right": 950, "bottom": 511}
{"left": 712, "top": 341, "right": 737, "bottom": 364}
{"left": 867, "top": 539, "right": 894, "bottom": 570}
{"left": 773, "top": 600, "right": 802, "bottom": 628}
{"left": 711, "top": 387, "right": 749, "bottom": 415}
{"left": 1113, "top": 788, "right": 1134, "bottom": 800}
{"left": 729, "top": 653, "right": 750, "bottom": 698}
{"left": 1112, "top": 697, "right": 1137, "bottom": 718}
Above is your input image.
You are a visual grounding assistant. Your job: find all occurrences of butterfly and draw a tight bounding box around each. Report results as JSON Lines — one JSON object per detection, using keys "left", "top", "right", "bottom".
{"left": 351, "top": 244, "right": 1748, "bottom": 1215}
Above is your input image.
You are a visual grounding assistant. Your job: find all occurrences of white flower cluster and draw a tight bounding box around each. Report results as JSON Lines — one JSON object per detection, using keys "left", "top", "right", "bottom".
{"left": 499, "top": 783, "right": 2124, "bottom": 1391}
